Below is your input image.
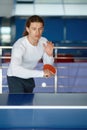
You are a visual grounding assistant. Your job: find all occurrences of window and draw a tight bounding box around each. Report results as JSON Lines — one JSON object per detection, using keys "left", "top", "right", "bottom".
{"left": 1, "top": 26, "right": 11, "bottom": 44}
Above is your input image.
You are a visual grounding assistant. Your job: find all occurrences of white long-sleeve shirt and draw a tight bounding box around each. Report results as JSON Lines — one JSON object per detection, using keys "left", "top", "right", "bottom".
{"left": 7, "top": 36, "right": 54, "bottom": 79}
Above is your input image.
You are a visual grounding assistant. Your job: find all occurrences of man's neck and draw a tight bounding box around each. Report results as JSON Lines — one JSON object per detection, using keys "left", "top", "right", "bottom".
{"left": 27, "top": 36, "right": 38, "bottom": 46}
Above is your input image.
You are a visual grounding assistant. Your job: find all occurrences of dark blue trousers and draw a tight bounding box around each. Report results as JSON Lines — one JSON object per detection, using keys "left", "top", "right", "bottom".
{"left": 7, "top": 76, "right": 35, "bottom": 93}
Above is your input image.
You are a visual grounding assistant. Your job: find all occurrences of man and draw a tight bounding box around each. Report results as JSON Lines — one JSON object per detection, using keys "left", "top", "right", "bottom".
{"left": 7, "top": 15, "right": 54, "bottom": 93}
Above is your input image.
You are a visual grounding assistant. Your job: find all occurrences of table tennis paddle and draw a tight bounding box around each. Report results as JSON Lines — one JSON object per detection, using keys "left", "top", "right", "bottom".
{"left": 43, "top": 64, "right": 56, "bottom": 75}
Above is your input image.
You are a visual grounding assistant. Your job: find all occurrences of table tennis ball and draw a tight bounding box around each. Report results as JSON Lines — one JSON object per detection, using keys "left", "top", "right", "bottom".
{"left": 42, "top": 82, "right": 46, "bottom": 87}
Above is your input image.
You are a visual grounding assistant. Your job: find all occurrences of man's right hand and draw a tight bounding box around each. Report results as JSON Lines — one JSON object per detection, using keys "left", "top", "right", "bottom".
{"left": 43, "top": 69, "right": 53, "bottom": 78}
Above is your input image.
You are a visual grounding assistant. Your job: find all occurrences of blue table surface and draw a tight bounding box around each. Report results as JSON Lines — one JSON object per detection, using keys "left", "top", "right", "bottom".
{"left": 0, "top": 94, "right": 87, "bottom": 129}
{"left": 0, "top": 93, "right": 87, "bottom": 106}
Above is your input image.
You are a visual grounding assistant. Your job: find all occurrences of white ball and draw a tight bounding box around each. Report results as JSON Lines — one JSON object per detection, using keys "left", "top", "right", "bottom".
{"left": 42, "top": 82, "right": 46, "bottom": 87}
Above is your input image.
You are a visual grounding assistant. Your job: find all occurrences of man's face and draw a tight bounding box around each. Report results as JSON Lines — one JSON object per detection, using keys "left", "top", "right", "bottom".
{"left": 26, "top": 22, "right": 44, "bottom": 43}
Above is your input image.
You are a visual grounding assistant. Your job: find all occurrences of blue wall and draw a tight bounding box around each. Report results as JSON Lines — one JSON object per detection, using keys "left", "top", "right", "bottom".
{"left": 0, "top": 17, "right": 2, "bottom": 46}
{"left": 66, "top": 18, "right": 87, "bottom": 41}
{"left": 43, "top": 17, "right": 64, "bottom": 41}
{"left": 13, "top": 16, "right": 87, "bottom": 57}
{"left": 15, "top": 16, "right": 64, "bottom": 42}
{"left": 15, "top": 17, "right": 26, "bottom": 41}
{"left": 15, "top": 17, "right": 87, "bottom": 42}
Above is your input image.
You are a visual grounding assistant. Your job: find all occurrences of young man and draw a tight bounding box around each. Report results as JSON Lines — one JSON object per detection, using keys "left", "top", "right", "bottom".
{"left": 7, "top": 15, "right": 54, "bottom": 93}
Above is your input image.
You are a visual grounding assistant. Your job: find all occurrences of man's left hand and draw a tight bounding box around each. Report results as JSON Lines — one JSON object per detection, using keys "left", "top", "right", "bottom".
{"left": 43, "top": 41, "right": 54, "bottom": 56}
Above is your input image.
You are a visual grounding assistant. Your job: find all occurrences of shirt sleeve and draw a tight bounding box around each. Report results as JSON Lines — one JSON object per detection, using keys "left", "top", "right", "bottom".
{"left": 43, "top": 52, "right": 54, "bottom": 65}
{"left": 41, "top": 38, "right": 54, "bottom": 65}
{"left": 8, "top": 44, "right": 44, "bottom": 79}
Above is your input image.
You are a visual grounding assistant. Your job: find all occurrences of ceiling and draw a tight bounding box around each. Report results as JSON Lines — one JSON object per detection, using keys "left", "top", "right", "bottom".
{"left": 0, "top": 0, "right": 87, "bottom": 17}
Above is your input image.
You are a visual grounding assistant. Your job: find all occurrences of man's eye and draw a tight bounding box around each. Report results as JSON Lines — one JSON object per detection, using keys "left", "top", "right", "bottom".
{"left": 32, "top": 28, "right": 36, "bottom": 30}
{"left": 40, "top": 28, "right": 43, "bottom": 31}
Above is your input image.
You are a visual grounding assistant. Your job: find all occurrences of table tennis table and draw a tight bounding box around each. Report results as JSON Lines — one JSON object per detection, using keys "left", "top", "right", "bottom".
{"left": 0, "top": 93, "right": 87, "bottom": 129}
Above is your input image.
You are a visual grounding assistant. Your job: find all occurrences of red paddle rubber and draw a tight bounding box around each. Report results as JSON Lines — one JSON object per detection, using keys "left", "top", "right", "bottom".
{"left": 43, "top": 64, "right": 56, "bottom": 75}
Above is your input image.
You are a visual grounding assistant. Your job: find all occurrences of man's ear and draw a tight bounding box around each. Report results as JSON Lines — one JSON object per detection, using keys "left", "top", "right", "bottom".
{"left": 26, "top": 27, "right": 29, "bottom": 33}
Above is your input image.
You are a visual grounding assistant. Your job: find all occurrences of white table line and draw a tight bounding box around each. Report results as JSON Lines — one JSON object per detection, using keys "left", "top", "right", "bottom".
{"left": 0, "top": 106, "right": 87, "bottom": 109}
